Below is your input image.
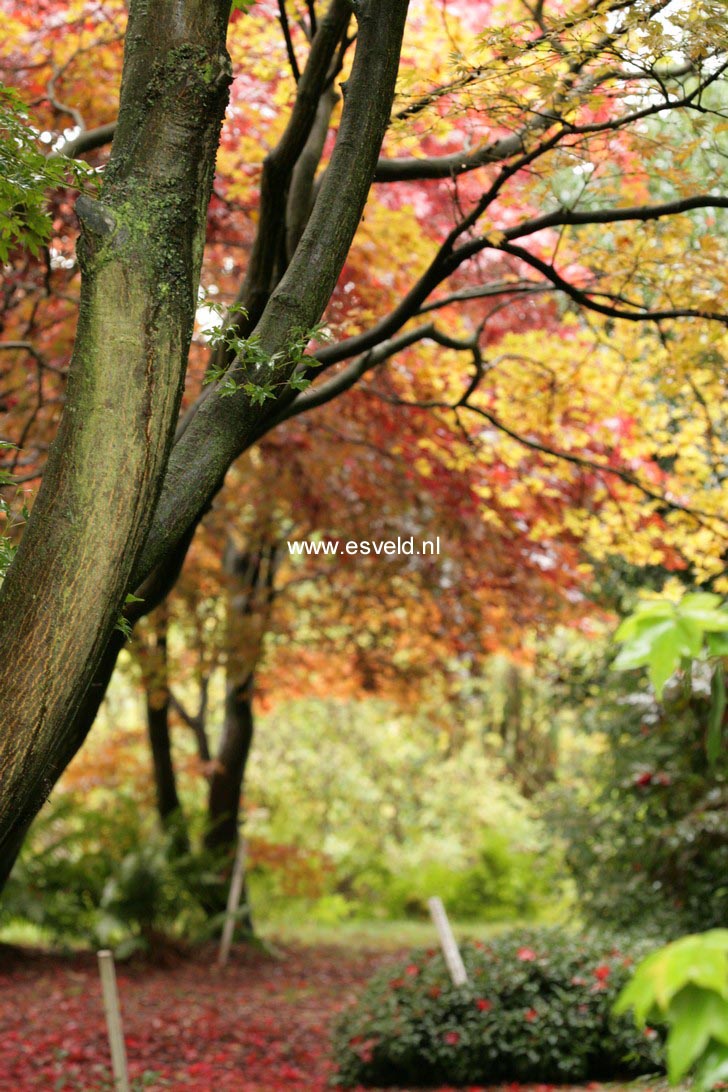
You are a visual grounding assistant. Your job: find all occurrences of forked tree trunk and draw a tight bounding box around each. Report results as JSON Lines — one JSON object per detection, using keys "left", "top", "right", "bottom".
{"left": 0, "top": 0, "right": 410, "bottom": 889}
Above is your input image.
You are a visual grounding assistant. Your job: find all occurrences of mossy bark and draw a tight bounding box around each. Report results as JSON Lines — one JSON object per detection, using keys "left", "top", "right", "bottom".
{"left": 0, "top": 0, "right": 231, "bottom": 881}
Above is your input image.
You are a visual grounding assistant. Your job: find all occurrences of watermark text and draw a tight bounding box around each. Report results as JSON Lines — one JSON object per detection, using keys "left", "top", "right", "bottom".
{"left": 287, "top": 536, "right": 440, "bottom": 558}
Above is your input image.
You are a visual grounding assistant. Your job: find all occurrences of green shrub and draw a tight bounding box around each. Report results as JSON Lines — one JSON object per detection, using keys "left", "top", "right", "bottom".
{"left": 332, "top": 928, "right": 664, "bottom": 1087}
{"left": 96, "top": 838, "right": 227, "bottom": 955}
{"left": 1, "top": 795, "right": 139, "bottom": 941}
{"left": 379, "top": 832, "right": 561, "bottom": 922}
{"left": 0, "top": 794, "right": 226, "bottom": 952}
{"left": 247, "top": 699, "right": 568, "bottom": 923}
{"left": 552, "top": 670, "right": 728, "bottom": 936}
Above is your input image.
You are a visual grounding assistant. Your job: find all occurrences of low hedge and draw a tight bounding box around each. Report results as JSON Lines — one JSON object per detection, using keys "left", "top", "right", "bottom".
{"left": 332, "top": 928, "right": 664, "bottom": 1087}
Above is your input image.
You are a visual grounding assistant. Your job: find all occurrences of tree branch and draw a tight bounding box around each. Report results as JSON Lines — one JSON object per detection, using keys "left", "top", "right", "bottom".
{"left": 495, "top": 239, "right": 728, "bottom": 326}
{"left": 315, "top": 191, "right": 728, "bottom": 371}
{"left": 54, "top": 122, "right": 116, "bottom": 160}
{"left": 278, "top": 0, "right": 302, "bottom": 82}
{"left": 131, "top": 0, "right": 411, "bottom": 588}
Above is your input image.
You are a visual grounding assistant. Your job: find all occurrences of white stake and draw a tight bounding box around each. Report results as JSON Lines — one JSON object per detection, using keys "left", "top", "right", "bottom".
{"left": 97, "top": 950, "right": 130, "bottom": 1092}
{"left": 218, "top": 836, "right": 247, "bottom": 967}
{"left": 428, "top": 896, "right": 468, "bottom": 986}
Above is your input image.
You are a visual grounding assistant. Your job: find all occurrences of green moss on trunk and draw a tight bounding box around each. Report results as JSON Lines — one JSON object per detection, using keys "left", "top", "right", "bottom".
{"left": 0, "top": 0, "right": 232, "bottom": 870}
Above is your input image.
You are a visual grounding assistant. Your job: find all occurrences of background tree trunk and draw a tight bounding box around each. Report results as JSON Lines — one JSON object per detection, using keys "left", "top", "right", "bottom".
{"left": 141, "top": 607, "right": 190, "bottom": 853}
{"left": 206, "top": 678, "right": 255, "bottom": 854}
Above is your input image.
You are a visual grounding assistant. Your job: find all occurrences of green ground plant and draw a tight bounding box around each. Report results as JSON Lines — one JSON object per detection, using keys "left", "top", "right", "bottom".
{"left": 0, "top": 794, "right": 226, "bottom": 954}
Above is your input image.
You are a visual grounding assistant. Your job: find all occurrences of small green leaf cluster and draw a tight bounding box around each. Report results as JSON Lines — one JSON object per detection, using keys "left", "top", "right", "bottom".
{"left": 0, "top": 83, "right": 97, "bottom": 262}
{"left": 615, "top": 930, "right": 728, "bottom": 1090}
{"left": 203, "top": 309, "right": 328, "bottom": 402}
{"left": 332, "top": 929, "right": 663, "bottom": 1087}
{"left": 613, "top": 592, "right": 728, "bottom": 765}
{"left": 614, "top": 593, "right": 728, "bottom": 695}
{"left": 114, "top": 592, "right": 144, "bottom": 640}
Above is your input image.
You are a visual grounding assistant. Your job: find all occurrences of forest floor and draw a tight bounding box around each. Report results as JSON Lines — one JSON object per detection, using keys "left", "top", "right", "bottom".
{"left": 0, "top": 939, "right": 667, "bottom": 1092}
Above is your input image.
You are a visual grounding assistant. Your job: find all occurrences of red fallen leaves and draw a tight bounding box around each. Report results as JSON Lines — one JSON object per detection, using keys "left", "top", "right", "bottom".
{"left": 0, "top": 943, "right": 640, "bottom": 1092}
{"left": 0, "top": 943, "right": 398, "bottom": 1092}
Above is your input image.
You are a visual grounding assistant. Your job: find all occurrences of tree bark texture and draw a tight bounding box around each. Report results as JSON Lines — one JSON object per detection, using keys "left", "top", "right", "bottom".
{"left": 0, "top": 0, "right": 232, "bottom": 882}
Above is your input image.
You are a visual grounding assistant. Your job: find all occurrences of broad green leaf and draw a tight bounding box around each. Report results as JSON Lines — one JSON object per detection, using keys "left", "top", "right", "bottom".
{"left": 632, "top": 599, "right": 677, "bottom": 617}
{"left": 666, "top": 988, "right": 728, "bottom": 1083}
{"left": 673, "top": 615, "right": 704, "bottom": 657}
{"left": 679, "top": 593, "right": 724, "bottom": 613}
{"left": 679, "top": 606, "right": 728, "bottom": 632}
{"left": 614, "top": 932, "right": 728, "bottom": 1025}
{"left": 697, "top": 1042, "right": 728, "bottom": 1091}
{"left": 614, "top": 949, "right": 663, "bottom": 1024}
{"left": 613, "top": 618, "right": 675, "bottom": 669}
{"left": 707, "top": 633, "right": 728, "bottom": 655}
{"left": 615, "top": 607, "right": 675, "bottom": 641}
{"left": 648, "top": 625, "right": 686, "bottom": 696}
{"left": 707, "top": 632, "right": 728, "bottom": 657}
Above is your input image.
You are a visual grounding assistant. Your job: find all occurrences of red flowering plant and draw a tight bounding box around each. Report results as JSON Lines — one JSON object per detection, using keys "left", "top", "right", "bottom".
{"left": 332, "top": 929, "right": 664, "bottom": 1088}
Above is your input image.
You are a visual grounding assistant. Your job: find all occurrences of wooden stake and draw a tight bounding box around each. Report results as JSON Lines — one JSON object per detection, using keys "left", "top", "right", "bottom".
{"left": 97, "top": 950, "right": 130, "bottom": 1092}
{"left": 428, "top": 896, "right": 468, "bottom": 986}
{"left": 218, "top": 836, "right": 247, "bottom": 967}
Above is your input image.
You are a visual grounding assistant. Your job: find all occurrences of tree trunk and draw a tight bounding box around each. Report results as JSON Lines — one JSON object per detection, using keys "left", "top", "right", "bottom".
{"left": 203, "top": 532, "right": 275, "bottom": 925}
{"left": 0, "top": 0, "right": 232, "bottom": 878}
{"left": 203, "top": 677, "right": 255, "bottom": 930}
{"left": 147, "top": 695, "right": 184, "bottom": 823}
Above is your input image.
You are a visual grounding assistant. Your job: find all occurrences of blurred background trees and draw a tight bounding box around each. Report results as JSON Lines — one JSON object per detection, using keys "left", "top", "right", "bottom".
{"left": 1, "top": 0, "right": 727, "bottom": 948}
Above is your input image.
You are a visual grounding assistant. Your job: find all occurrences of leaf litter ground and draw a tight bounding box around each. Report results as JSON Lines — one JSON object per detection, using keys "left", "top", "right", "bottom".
{"left": 0, "top": 941, "right": 669, "bottom": 1091}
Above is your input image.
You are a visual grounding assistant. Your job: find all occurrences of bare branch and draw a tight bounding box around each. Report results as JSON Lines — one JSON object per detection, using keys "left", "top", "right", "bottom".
{"left": 278, "top": 0, "right": 302, "bottom": 82}
{"left": 54, "top": 122, "right": 116, "bottom": 160}
{"left": 495, "top": 239, "right": 728, "bottom": 326}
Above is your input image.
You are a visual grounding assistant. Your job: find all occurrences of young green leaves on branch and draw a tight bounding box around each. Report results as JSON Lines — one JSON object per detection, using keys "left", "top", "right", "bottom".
{"left": 0, "top": 84, "right": 97, "bottom": 262}
{"left": 203, "top": 304, "right": 328, "bottom": 403}
{"left": 613, "top": 593, "right": 728, "bottom": 765}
